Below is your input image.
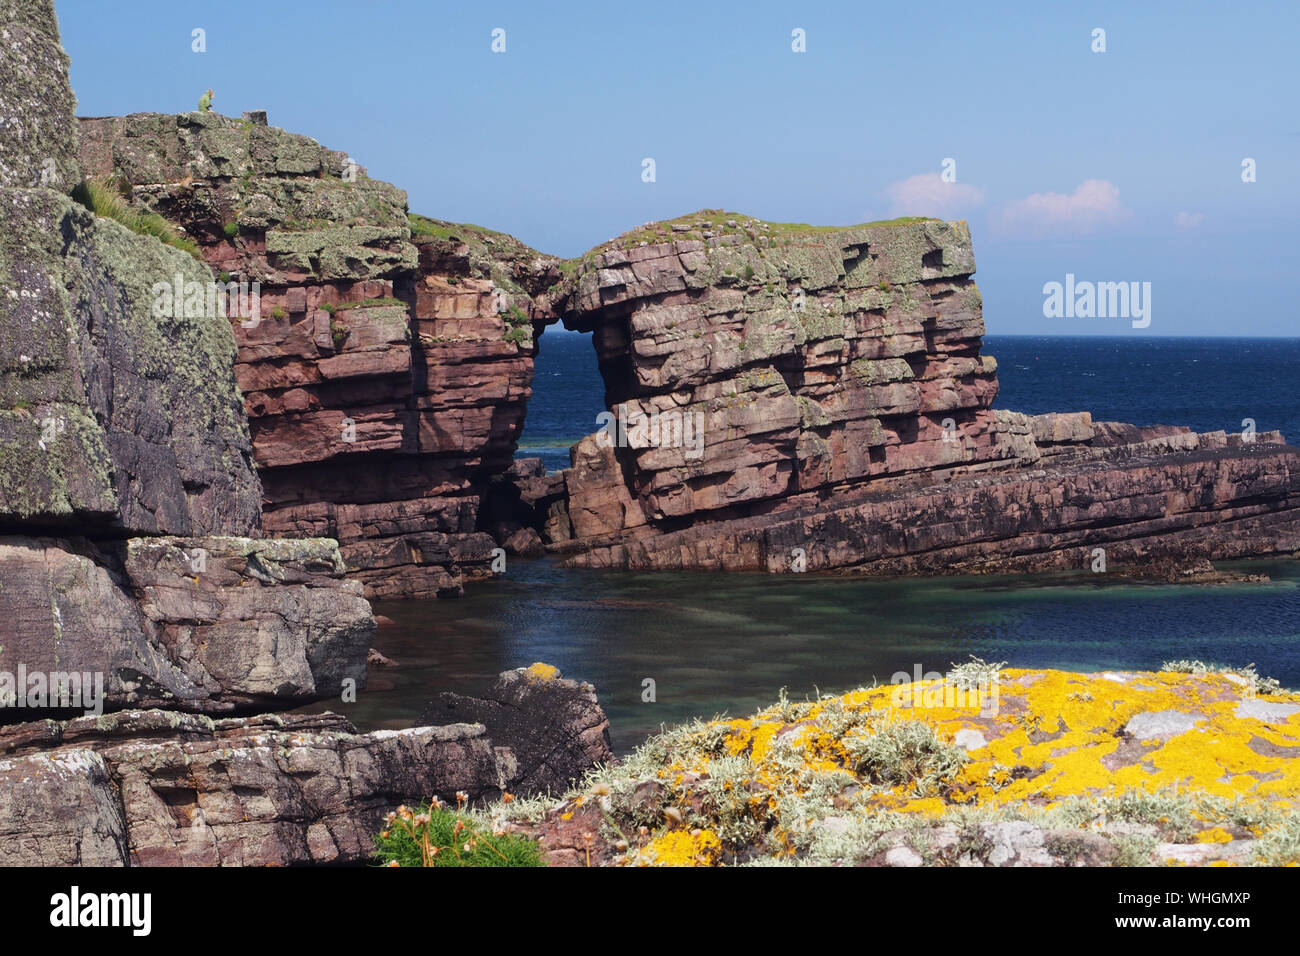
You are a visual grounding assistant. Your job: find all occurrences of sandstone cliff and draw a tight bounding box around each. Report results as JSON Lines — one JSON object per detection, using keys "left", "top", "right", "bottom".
{"left": 77, "top": 117, "right": 558, "bottom": 598}
{"left": 0, "top": 1, "right": 373, "bottom": 713}
{"left": 527, "top": 212, "right": 1300, "bottom": 576}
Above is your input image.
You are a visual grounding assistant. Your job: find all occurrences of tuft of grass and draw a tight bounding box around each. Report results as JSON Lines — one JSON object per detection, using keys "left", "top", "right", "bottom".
{"left": 222, "top": 221, "right": 239, "bottom": 239}
{"left": 330, "top": 320, "right": 350, "bottom": 349}
{"left": 374, "top": 801, "right": 544, "bottom": 868}
{"left": 1160, "top": 659, "right": 1284, "bottom": 696}
{"left": 71, "top": 177, "right": 202, "bottom": 260}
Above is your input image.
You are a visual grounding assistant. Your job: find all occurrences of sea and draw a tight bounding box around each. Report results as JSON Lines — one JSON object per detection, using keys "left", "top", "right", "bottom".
{"left": 314, "top": 335, "right": 1300, "bottom": 753}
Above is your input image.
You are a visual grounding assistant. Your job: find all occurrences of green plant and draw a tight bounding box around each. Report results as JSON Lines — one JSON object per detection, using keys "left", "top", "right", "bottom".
{"left": 1160, "top": 659, "right": 1284, "bottom": 696}
{"left": 270, "top": 306, "right": 287, "bottom": 320}
{"left": 222, "top": 222, "right": 239, "bottom": 239}
{"left": 70, "top": 177, "right": 201, "bottom": 260}
{"left": 374, "top": 800, "right": 544, "bottom": 867}
{"left": 504, "top": 325, "right": 529, "bottom": 346}
{"left": 743, "top": 264, "right": 755, "bottom": 280}
{"left": 330, "top": 320, "right": 350, "bottom": 348}
{"left": 845, "top": 716, "right": 968, "bottom": 794}
{"left": 217, "top": 271, "right": 232, "bottom": 283}
{"left": 320, "top": 302, "right": 336, "bottom": 315}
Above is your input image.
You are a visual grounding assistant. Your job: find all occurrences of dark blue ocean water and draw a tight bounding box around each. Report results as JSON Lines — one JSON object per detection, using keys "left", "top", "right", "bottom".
{"left": 519, "top": 334, "right": 1300, "bottom": 470}
{"left": 312, "top": 335, "right": 1300, "bottom": 752}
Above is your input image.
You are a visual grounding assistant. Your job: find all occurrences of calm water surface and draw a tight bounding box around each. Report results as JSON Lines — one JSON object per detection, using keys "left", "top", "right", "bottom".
{"left": 301, "top": 335, "right": 1300, "bottom": 752}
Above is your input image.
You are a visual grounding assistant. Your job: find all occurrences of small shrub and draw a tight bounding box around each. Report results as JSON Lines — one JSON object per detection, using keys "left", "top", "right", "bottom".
{"left": 222, "top": 222, "right": 239, "bottom": 239}
{"left": 330, "top": 320, "right": 350, "bottom": 348}
{"left": 1160, "top": 659, "right": 1284, "bottom": 696}
{"left": 374, "top": 800, "right": 544, "bottom": 867}
{"left": 270, "top": 306, "right": 287, "bottom": 320}
{"left": 846, "top": 717, "right": 968, "bottom": 794}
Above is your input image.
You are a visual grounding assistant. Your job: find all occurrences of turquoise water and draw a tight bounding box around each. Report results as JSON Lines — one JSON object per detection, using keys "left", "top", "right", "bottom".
{"left": 324, "top": 557, "right": 1300, "bottom": 753}
{"left": 304, "top": 335, "right": 1300, "bottom": 752}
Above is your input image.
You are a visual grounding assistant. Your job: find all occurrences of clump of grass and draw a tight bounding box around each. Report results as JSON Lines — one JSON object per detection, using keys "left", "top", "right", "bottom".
{"left": 846, "top": 716, "right": 968, "bottom": 794}
{"left": 330, "top": 320, "right": 350, "bottom": 348}
{"left": 374, "top": 798, "right": 544, "bottom": 868}
{"left": 222, "top": 221, "right": 239, "bottom": 239}
{"left": 71, "top": 177, "right": 201, "bottom": 260}
{"left": 1160, "top": 659, "right": 1284, "bottom": 696}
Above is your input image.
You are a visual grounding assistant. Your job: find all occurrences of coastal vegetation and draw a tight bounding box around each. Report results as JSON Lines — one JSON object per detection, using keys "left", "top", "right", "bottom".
{"left": 466, "top": 662, "right": 1300, "bottom": 866}
{"left": 374, "top": 797, "right": 544, "bottom": 867}
{"left": 70, "top": 176, "right": 202, "bottom": 259}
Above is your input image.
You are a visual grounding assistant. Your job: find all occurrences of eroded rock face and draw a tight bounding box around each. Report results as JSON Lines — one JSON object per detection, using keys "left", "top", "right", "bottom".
{"left": 0, "top": 0, "right": 80, "bottom": 190}
{"left": 534, "top": 215, "right": 1300, "bottom": 575}
{"left": 420, "top": 663, "right": 613, "bottom": 797}
{"left": 0, "top": 667, "right": 612, "bottom": 866}
{"left": 0, "top": 535, "right": 373, "bottom": 713}
{"left": 78, "top": 115, "right": 558, "bottom": 598}
{"left": 0, "top": 5, "right": 375, "bottom": 720}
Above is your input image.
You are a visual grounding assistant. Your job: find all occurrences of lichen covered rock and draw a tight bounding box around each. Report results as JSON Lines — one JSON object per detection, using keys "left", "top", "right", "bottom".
{"left": 506, "top": 667, "right": 1300, "bottom": 866}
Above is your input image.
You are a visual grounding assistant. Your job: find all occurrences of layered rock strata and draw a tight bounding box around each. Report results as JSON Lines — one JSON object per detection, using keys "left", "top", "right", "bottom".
{"left": 0, "top": 665, "right": 611, "bottom": 866}
{"left": 77, "top": 116, "right": 558, "bottom": 598}
{"left": 0, "top": 1, "right": 373, "bottom": 714}
{"left": 531, "top": 213, "right": 1300, "bottom": 575}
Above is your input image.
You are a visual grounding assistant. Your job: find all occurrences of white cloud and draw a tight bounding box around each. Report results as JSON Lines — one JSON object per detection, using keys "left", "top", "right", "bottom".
{"left": 882, "top": 173, "right": 985, "bottom": 218}
{"left": 993, "top": 179, "right": 1133, "bottom": 238}
{"left": 1173, "top": 211, "right": 1205, "bottom": 229}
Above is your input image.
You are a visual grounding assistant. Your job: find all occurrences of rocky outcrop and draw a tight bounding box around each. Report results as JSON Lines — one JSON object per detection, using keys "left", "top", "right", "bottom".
{"left": 530, "top": 213, "right": 1300, "bottom": 576}
{"left": 1, "top": 535, "right": 370, "bottom": 713}
{"left": 0, "top": 1, "right": 374, "bottom": 719}
{"left": 504, "top": 666, "right": 1300, "bottom": 866}
{"left": 0, "top": 665, "right": 611, "bottom": 866}
{"left": 420, "top": 662, "right": 613, "bottom": 797}
{"left": 77, "top": 117, "right": 558, "bottom": 599}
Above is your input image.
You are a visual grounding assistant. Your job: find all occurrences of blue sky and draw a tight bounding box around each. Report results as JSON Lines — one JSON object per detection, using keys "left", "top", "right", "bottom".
{"left": 57, "top": 0, "right": 1298, "bottom": 335}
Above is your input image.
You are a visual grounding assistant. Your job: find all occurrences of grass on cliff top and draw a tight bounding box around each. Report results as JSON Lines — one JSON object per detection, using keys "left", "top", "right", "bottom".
{"left": 71, "top": 177, "right": 202, "bottom": 260}
{"left": 583, "top": 208, "right": 939, "bottom": 256}
{"left": 409, "top": 212, "right": 510, "bottom": 243}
